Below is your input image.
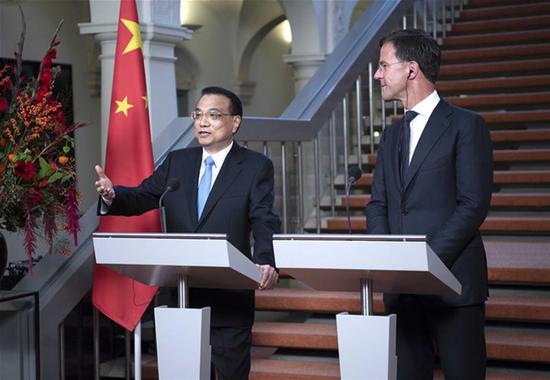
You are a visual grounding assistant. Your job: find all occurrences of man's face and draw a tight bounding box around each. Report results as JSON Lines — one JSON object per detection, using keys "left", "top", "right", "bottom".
{"left": 374, "top": 42, "right": 409, "bottom": 104}
{"left": 194, "top": 94, "right": 240, "bottom": 154}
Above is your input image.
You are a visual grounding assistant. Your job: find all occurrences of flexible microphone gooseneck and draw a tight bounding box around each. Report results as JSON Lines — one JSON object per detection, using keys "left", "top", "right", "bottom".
{"left": 346, "top": 165, "right": 363, "bottom": 234}
{"left": 158, "top": 178, "right": 180, "bottom": 233}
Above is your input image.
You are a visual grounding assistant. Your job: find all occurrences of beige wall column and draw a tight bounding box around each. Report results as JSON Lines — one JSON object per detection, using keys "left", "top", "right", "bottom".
{"left": 283, "top": 53, "right": 326, "bottom": 93}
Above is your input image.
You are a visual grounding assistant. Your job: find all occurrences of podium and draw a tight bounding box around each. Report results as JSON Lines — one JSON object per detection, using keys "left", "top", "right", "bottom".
{"left": 93, "top": 232, "right": 261, "bottom": 380}
{"left": 273, "top": 234, "right": 461, "bottom": 380}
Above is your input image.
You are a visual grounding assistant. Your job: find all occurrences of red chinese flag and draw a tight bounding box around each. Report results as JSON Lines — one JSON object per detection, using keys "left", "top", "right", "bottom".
{"left": 91, "top": 0, "right": 160, "bottom": 331}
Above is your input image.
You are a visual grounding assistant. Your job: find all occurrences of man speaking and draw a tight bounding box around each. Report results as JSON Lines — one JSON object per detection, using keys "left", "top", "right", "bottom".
{"left": 95, "top": 86, "right": 280, "bottom": 380}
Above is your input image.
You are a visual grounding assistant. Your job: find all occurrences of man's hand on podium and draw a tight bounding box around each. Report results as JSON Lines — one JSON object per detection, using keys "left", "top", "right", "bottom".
{"left": 257, "top": 264, "right": 278, "bottom": 290}
{"left": 95, "top": 165, "right": 115, "bottom": 202}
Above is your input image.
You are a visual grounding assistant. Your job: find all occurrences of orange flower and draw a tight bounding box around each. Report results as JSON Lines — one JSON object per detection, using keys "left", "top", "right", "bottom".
{"left": 38, "top": 178, "right": 49, "bottom": 188}
{"left": 58, "top": 155, "right": 69, "bottom": 165}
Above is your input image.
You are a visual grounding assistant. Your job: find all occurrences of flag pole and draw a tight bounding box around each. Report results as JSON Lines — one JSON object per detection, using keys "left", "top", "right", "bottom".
{"left": 134, "top": 321, "right": 142, "bottom": 380}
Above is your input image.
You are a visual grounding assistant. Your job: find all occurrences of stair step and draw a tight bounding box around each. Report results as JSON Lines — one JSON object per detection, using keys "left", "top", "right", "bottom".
{"left": 250, "top": 359, "right": 339, "bottom": 380}
{"left": 480, "top": 110, "right": 550, "bottom": 124}
{"left": 387, "top": 110, "right": 550, "bottom": 125}
{"left": 467, "top": 0, "right": 550, "bottom": 7}
{"left": 256, "top": 289, "right": 550, "bottom": 323}
{"left": 451, "top": 15, "right": 550, "bottom": 34}
{"left": 487, "top": 294, "right": 550, "bottom": 323}
{"left": 139, "top": 353, "right": 550, "bottom": 380}
{"left": 361, "top": 149, "right": 550, "bottom": 167}
{"left": 442, "top": 29, "right": 550, "bottom": 49}
{"left": 351, "top": 170, "right": 550, "bottom": 188}
{"left": 336, "top": 193, "right": 550, "bottom": 210}
{"left": 250, "top": 358, "right": 550, "bottom": 380}
{"left": 493, "top": 170, "right": 550, "bottom": 184}
{"left": 447, "top": 92, "right": 550, "bottom": 109}
{"left": 486, "top": 327, "right": 550, "bottom": 364}
{"left": 441, "top": 43, "right": 550, "bottom": 63}
{"left": 252, "top": 322, "right": 337, "bottom": 350}
{"left": 324, "top": 216, "right": 550, "bottom": 233}
{"left": 491, "top": 129, "right": 550, "bottom": 144}
{"left": 439, "top": 58, "right": 550, "bottom": 77}
{"left": 363, "top": 129, "right": 550, "bottom": 146}
{"left": 252, "top": 322, "right": 550, "bottom": 364}
{"left": 459, "top": 2, "right": 550, "bottom": 21}
{"left": 437, "top": 75, "right": 550, "bottom": 93}
{"left": 494, "top": 149, "right": 550, "bottom": 162}
{"left": 483, "top": 216, "right": 550, "bottom": 233}
{"left": 484, "top": 236, "right": 550, "bottom": 285}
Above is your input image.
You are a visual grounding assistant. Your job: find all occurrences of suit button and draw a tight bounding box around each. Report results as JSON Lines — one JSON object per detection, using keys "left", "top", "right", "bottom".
{"left": 402, "top": 209, "right": 408, "bottom": 215}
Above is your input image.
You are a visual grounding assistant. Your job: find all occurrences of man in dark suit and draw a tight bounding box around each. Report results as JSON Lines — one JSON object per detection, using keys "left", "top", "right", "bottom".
{"left": 95, "top": 86, "right": 280, "bottom": 380}
{"left": 366, "top": 29, "right": 493, "bottom": 380}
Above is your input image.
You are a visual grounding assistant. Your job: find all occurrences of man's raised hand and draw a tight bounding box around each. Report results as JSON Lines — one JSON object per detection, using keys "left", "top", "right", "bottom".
{"left": 94, "top": 165, "right": 115, "bottom": 202}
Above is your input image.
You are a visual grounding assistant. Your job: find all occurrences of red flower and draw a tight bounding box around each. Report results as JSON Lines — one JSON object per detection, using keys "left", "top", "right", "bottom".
{"left": 25, "top": 188, "right": 44, "bottom": 208}
{"left": 36, "top": 46, "right": 57, "bottom": 102}
{"left": 14, "top": 161, "right": 36, "bottom": 181}
{"left": 42, "top": 46, "right": 57, "bottom": 66}
{"left": 0, "top": 97, "right": 7, "bottom": 113}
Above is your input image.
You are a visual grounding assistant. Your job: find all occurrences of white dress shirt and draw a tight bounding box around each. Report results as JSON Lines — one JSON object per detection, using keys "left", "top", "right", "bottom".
{"left": 198, "top": 141, "right": 234, "bottom": 190}
{"left": 406, "top": 90, "right": 441, "bottom": 164}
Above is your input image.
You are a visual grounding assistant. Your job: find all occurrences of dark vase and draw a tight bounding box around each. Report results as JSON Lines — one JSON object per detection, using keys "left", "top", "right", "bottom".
{"left": 0, "top": 231, "right": 7, "bottom": 282}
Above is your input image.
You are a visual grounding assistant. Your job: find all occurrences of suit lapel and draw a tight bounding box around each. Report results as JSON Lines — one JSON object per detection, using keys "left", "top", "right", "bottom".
{"left": 197, "top": 143, "right": 243, "bottom": 227}
{"left": 187, "top": 148, "right": 202, "bottom": 226}
{"left": 404, "top": 100, "right": 452, "bottom": 190}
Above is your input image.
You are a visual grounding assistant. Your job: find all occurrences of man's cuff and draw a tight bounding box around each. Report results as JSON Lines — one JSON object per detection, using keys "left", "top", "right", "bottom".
{"left": 99, "top": 196, "right": 112, "bottom": 215}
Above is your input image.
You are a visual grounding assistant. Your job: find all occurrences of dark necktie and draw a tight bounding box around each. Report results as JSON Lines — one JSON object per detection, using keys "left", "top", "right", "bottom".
{"left": 400, "top": 110, "right": 419, "bottom": 184}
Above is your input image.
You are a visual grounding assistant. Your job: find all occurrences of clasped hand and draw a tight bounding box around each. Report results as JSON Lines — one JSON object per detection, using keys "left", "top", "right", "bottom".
{"left": 257, "top": 264, "right": 278, "bottom": 290}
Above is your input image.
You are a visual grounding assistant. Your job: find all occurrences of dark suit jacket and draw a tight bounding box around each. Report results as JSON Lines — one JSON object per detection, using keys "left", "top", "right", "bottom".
{"left": 103, "top": 142, "right": 280, "bottom": 327}
{"left": 366, "top": 99, "right": 493, "bottom": 309}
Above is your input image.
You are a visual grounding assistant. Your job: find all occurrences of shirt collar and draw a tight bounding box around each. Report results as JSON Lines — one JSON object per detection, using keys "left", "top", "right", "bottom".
{"left": 409, "top": 90, "right": 440, "bottom": 119}
{"left": 201, "top": 141, "right": 234, "bottom": 168}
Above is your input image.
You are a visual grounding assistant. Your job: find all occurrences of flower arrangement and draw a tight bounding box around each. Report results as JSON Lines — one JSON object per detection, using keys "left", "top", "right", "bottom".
{"left": 0, "top": 11, "right": 84, "bottom": 265}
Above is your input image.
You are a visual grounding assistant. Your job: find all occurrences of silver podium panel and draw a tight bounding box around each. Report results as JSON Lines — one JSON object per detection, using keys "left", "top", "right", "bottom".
{"left": 93, "top": 233, "right": 261, "bottom": 289}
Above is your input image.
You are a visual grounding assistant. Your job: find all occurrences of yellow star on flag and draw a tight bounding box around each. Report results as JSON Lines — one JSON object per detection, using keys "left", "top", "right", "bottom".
{"left": 142, "top": 96, "right": 148, "bottom": 109}
{"left": 115, "top": 96, "right": 134, "bottom": 116}
{"left": 121, "top": 18, "right": 142, "bottom": 55}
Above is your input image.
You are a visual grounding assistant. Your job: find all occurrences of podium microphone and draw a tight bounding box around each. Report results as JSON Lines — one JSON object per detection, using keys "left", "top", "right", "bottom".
{"left": 159, "top": 178, "right": 180, "bottom": 233}
{"left": 346, "top": 165, "right": 362, "bottom": 234}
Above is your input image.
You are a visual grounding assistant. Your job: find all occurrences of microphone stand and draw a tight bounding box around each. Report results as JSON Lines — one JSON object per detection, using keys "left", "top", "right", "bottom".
{"left": 345, "top": 178, "right": 353, "bottom": 234}
{"left": 159, "top": 200, "right": 168, "bottom": 233}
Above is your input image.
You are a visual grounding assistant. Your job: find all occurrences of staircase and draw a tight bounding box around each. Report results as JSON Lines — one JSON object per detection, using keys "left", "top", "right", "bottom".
{"left": 251, "top": 0, "right": 550, "bottom": 378}
{"left": 104, "top": 2, "right": 550, "bottom": 379}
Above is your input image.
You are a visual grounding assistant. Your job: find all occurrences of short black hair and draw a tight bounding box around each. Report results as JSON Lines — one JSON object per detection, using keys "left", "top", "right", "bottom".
{"left": 200, "top": 86, "right": 243, "bottom": 117}
{"left": 379, "top": 29, "right": 441, "bottom": 84}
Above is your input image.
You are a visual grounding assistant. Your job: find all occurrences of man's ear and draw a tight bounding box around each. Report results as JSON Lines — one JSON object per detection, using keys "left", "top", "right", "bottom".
{"left": 408, "top": 62, "right": 420, "bottom": 79}
{"left": 232, "top": 115, "right": 241, "bottom": 134}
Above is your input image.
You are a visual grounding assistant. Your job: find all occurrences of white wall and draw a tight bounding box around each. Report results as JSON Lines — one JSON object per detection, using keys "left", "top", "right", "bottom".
{"left": 246, "top": 21, "right": 294, "bottom": 117}
{"left": 176, "top": 0, "right": 294, "bottom": 116}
